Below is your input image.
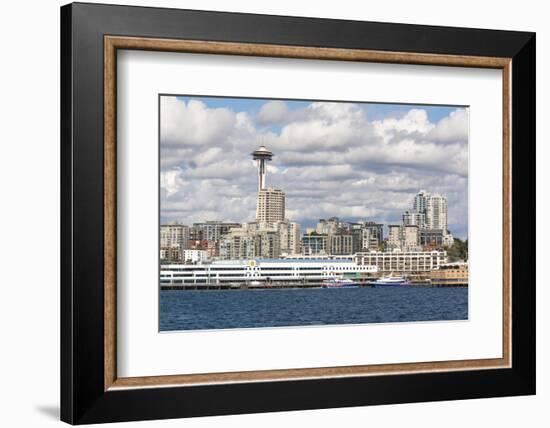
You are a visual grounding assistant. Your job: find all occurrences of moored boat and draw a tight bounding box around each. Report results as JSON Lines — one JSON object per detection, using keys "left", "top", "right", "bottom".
{"left": 322, "top": 278, "right": 360, "bottom": 288}
{"left": 372, "top": 275, "right": 411, "bottom": 286}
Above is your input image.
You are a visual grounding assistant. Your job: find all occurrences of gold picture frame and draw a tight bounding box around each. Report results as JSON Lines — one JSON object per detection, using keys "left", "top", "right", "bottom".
{"left": 103, "top": 36, "right": 512, "bottom": 391}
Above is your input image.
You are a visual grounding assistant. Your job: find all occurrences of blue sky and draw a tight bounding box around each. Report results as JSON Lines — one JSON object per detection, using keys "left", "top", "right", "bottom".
{"left": 175, "top": 95, "right": 462, "bottom": 136}
{"left": 161, "top": 96, "right": 469, "bottom": 239}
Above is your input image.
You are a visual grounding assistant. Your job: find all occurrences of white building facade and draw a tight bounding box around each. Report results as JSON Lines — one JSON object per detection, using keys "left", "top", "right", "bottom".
{"left": 160, "top": 258, "right": 378, "bottom": 286}
{"left": 256, "top": 188, "right": 285, "bottom": 223}
{"left": 355, "top": 250, "right": 447, "bottom": 273}
{"left": 182, "top": 249, "right": 208, "bottom": 264}
{"left": 160, "top": 223, "right": 189, "bottom": 249}
{"left": 387, "top": 225, "right": 421, "bottom": 251}
{"left": 411, "top": 190, "right": 448, "bottom": 232}
{"left": 425, "top": 194, "right": 448, "bottom": 231}
{"left": 160, "top": 223, "right": 189, "bottom": 262}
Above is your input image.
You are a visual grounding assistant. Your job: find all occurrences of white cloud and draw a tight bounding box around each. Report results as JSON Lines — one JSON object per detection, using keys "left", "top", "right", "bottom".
{"left": 160, "top": 169, "right": 183, "bottom": 197}
{"left": 257, "top": 100, "right": 289, "bottom": 124}
{"left": 160, "top": 97, "right": 236, "bottom": 146}
{"left": 287, "top": 164, "right": 359, "bottom": 181}
{"left": 160, "top": 97, "right": 469, "bottom": 238}
{"left": 161, "top": 177, "right": 257, "bottom": 225}
{"left": 373, "top": 108, "right": 435, "bottom": 143}
{"left": 428, "top": 108, "right": 469, "bottom": 143}
{"left": 269, "top": 102, "right": 371, "bottom": 152}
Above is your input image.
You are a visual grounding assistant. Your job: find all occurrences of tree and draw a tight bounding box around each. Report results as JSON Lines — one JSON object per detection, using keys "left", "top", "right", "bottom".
{"left": 446, "top": 237, "right": 468, "bottom": 261}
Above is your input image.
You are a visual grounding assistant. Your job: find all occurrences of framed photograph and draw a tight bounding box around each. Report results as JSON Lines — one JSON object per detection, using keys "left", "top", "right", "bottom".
{"left": 61, "top": 2, "right": 535, "bottom": 424}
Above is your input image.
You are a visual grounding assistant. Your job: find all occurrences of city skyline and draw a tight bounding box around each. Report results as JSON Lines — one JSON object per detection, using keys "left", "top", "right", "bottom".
{"left": 160, "top": 96, "right": 469, "bottom": 239}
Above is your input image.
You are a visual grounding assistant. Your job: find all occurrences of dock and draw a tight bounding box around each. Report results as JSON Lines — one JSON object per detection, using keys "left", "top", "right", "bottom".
{"left": 160, "top": 279, "right": 466, "bottom": 290}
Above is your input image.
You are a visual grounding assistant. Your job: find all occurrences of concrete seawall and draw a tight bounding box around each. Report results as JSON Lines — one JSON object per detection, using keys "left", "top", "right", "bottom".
{"left": 160, "top": 280, "right": 467, "bottom": 290}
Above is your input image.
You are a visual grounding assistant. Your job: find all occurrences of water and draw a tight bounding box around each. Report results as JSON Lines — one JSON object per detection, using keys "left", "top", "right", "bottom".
{"left": 160, "top": 287, "right": 468, "bottom": 331}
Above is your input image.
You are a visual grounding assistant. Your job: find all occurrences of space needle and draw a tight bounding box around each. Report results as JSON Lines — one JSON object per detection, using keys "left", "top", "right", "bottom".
{"left": 251, "top": 145, "right": 273, "bottom": 191}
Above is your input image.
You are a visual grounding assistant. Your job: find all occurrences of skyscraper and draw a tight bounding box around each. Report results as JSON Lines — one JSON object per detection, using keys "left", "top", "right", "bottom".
{"left": 404, "top": 190, "right": 452, "bottom": 249}
{"left": 256, "top": 188, "right": 285, "bottom": 223}
{"left": 190, "top": 221, "right": 241, "bottom": 242}
{"left": 413, "top": 190, "right": 429, "bottom": 213}
{"left": 277, "top": 221, "right": 301, "bottom": 255}
{"left": 425, "top": 194, "right": 448, "bottom": 231}
{"left": 160, "top": 222, "right": 189, "bottom": 248}
{"left": 387, "top": 224, "right": 420, "bottom": 251}
{"left": 411, "top": 191, "right": 448, "bottom": 232}
{"left": 316, "top": 217, "right": 350, "bottom": 235}
{"left": 301, "top": 233, "right": 329, "bottom": 255}
{"left": 403, "top": 210, "right": 426, "bottom": 228}
{"left": 160, "top": 222, "right": 189, "bottom": 262}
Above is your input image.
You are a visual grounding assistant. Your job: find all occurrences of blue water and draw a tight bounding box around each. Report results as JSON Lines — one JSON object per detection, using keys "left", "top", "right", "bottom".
{"left": 160, "top": 287, "right": 468, "bottom": 331}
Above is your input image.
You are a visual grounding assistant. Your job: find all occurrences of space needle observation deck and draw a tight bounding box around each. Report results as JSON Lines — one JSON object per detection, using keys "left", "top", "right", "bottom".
{"left": 251, "top": 145, "right": 274, "bottom": 191}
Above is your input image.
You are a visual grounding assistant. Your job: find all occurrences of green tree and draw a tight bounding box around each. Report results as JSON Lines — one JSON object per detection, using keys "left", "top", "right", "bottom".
{"left": 446, "top": 237, "right": 468, "bottom": 261}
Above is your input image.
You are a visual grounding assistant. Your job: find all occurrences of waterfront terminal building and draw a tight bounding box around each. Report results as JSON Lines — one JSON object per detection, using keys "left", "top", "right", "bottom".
{"left": 286, "top": 250, "right": 447, "bottom": 274}
{"left": 354, "top": 250, "right": 447, "bottom": 274}
{"left": 160, "top": 258, "right": 377, "bottom": 288}
{"left": 429, "top": 261, "right": 468, "bottom": 286}
{"left": 160, "top": 249, "right": 449, "bottom": 288}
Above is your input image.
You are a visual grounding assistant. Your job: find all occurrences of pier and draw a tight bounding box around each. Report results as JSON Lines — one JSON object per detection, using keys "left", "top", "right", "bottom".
{"left": 161, "top": 279, "right": 372, "bottom": 291}
{"left": 160, "top": 258, "right": 468, "bottom": 290}
{"left": 160, "top": 278, "right": 466, "bottom": 290}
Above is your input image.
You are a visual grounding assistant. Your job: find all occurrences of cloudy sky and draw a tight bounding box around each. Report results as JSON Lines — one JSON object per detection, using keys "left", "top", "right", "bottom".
{"left": 160, "top": 95, "right": 469, "bottom": 239}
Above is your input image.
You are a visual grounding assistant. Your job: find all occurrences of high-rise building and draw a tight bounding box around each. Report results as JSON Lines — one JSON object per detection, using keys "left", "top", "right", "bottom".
{"left": 387, "top": 225, "right": 400, "bottom": 249}
{"left": 359, "top": 221, "right": 384, "bottom": 242}
{"left": 255, "top": 230, "right": 281, "bottom": 258}
{"left": 402, "top": 225, "right": 420, "bottom": 250}
{"left": 219, "top": 227, "right": 256, "bottom": 260}
{"left": 190, "top": 221, "right": 241, "bottom": 242}
{"left": 312, "top": 218, "right": 381, "bottom": 254}
{"left": 409, "top": 191, "right": 448, "bottom": 233}
{"left": 387, "top": 224, "right": 420, "bottom": 251}
{"left": 402, "top": 210, "right": 426, "bottom": 228}
{"left": 330, "top": 233, "right": 354, "bottom": 255}
{"left": 277, "top": 221, "right": 301, "bottom": 255}
{"left": 160, "top": 223, "right": 189, "bottom": 262}
{"left": 256, "top": 188, "right": 286, "bottom": 223}
{"left": 425, "top": 194, "right": 448, "bottom": 231}
{"left": 354, "top": 221, "right": 384, "bottom": 250}
{"left": 160, "top": 223, "right": 189, "bottom": 249}
{"left": 245, "top": 220, "right": 300, "bottom": 255}
{"left": 219, "top": 227, "right": 281, "bottom": 259}
{"left": 361, "top": 228, "right": 379, "bottom": 251}
{"left": 160, "top": 246, "right": 182, "bottom": 263}
{"left": 347, "top": 224, "right": 364, "bottom": 253}
{"left": 419, "top": 228, "right": 444, "bottom": 247}
{"left": 413, "top": 190, "right": 429, "bottom": 213}
{"left": 419, "top": 228, "right": 455, "bottom": 249}
{"left": 301, "top": 233, "right": 329, "bottom": 255}
{"left": 316, "top": 217, "right": 347, "bottom": 235}
{"left": 405, "top": 191, "right": 454, "bottom": 248}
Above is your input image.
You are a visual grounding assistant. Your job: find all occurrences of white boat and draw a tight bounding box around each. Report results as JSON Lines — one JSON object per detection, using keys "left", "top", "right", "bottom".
{"left": 372, "top": 275, "right": 411, "bottom": 286}
{"left": 322, "top": 278, "right": 360, "bottom": 288}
